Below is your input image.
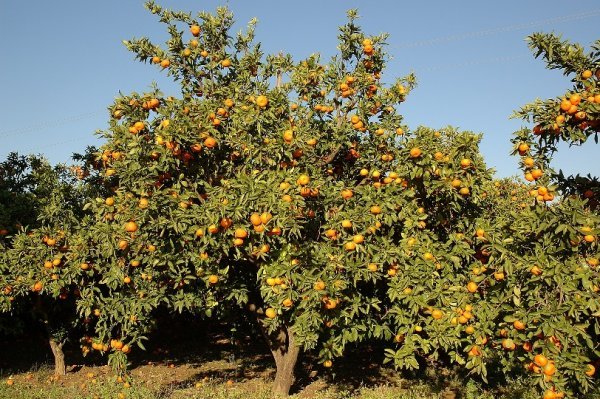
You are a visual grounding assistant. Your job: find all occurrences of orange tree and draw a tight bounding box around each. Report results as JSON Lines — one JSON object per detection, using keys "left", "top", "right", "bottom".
{"left": 497, "top": 33, "right": 600, "bottom": 398}
{"left": 1, "top": 155, "right": 98, "bottom": 375}
{"left": 62, "top": 2, "right": 503, "bottom": 395}
{"left": 0, "top": 153, "right": 43, "bottom": 334}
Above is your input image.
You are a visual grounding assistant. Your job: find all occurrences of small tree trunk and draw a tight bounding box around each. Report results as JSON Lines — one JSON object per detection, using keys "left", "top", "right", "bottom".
{"left": 268, "top": 325, "right": 300, "bottom": 396}
{"left": 49, "top": 337, "right": 66, "bottom": 375}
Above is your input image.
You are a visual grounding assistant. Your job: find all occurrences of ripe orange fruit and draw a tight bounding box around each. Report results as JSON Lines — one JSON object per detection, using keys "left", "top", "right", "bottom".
{"left": 33, "top": 281, "right": 43, "bottom": 292}
{"left": 409, "top": 148, "right": 422, "bottom": 158}
{"left": 234, "top": 228, "right": 248, "bottom": 239}
{"left": 543, "top": 362, "right": 556, "bottom": 376}
{"left": 352, "top": 234, "right": 364, "bottom": 244}
{"left": 111, "top": 340, "right": 124, "bottom": 350}
{"left": 341, "top": 189, "right": 353, "bottom": 200}
{"left": 256, "top": 95, "right": 268, "bottom": 108}
{"left": 268, "top": 227, "right": 282, "bottom": 236}
{"left": 221, "top": 59, "right": 231, "bottom": 68}
{"left": 586, "top": 364, "right": 596, "bottom": 376}
{"left": 323, "top": 360, "right": 333, "bottom": 368}
{"left": 124, "top": 221, "right": 138, "bottom": 233}
{"left": 138, "top": 198, "right": 149, "bottom": 209}
{"left": 306, "top": 137, "right": 318, "bottom": 146}
{"left": 431, "top": 309, "right": 443, "bottom": 320}
{"left": 160, "top": 59, "right": 170, "bottom": 68}
{"left": 118, "top": 240, "right": 129, "bottom": 250}
{"left": 530, "top": 265, "right": 542, "bottom": 276}
{"left": 282, "top": 299, "right": 293, "bottom": 307}
{"left": 584, "top": 234, "right": 596, "bottom": 243}
{"left": 283, "top": 129, "right": 294, "bottom": 143}
{"left": 518, "top": 143, "right": 529, "bottom": 154}
{"left": 344, "top": 241, "right": 357, "bottom": 251}
{"left": 523, "top": 157, "right": 535, "bottom": 168}
{"left": 190, "top": 25, "right": 201, "bottom": 36}
{"left": 265, "top": 308, "right": 277, "bottom": 319}
{"left": 467, "top": 281, "right": 478, "bottom": 293}
{"left": 341, "top": 220, "right": 352, "bottom": 229}
{"left": 367, "top": 263, "right": 378, "bottom": 272}
{"left": 322, "top": 297, "right": 337, "bottom": 309}
{"left": 468, "top": 345, "right": 481, "bottom": 357}
{"left": 582, "top": 70, "right": 593, "bottom": 79}
{"left": 460, "top": 158, "right": 471, "bottom": 168}
{"left": 459, "top": 187, "right": 470, "bottom": 196}
{"left": 534, "top": 354, "right": 548, "bottom": 367}
{"left": 297, "top": 174, "right": 310, "bottom": 186}
{"left": 259, "top": 212, "right": 272, "bottom": 225}
{"left": 204, "top": 137, "right": 217, "bottom": 148}
{"left": 314, "top": 281, "right": 326, "bottom": 291}
{"left": 451, "top": 179, "right": 462, "bottom": 188}
{"left": 250, "top": 213, "right": 262, "bottom": 226}
{"left": 370, "top": 205, "right": 382, "bottom": 215}
{"left": 123, "top": 276, "right": 131, "bottom": 284}
{"left": 80, "top": 263, "right": 90, "bottom": 271}
{"left": 208, "top": 275, "right": 219, "bottom": 284}
{"left": 501, "top": 338, "right": 516, "bottom": 350}
{"left": 513, "top": 320, "right": 526, "bottom": 330}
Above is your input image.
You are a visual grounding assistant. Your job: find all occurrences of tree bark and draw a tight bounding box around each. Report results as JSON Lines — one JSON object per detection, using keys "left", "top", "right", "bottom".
{"left": 266, "top": 325, "right": 300, "bottom": 396}
{"left": 49, "top": 337, "right": 66, "bottom": 376}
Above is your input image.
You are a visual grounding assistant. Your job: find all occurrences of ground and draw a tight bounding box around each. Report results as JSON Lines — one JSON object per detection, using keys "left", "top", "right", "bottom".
{"left": 0, "top": 317, "right": 543, "bottom": 399}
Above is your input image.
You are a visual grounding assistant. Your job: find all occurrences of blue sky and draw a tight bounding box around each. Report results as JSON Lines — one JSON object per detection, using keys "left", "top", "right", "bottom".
{"left": 1, "top": 1, "right": 599, "bottom": 178}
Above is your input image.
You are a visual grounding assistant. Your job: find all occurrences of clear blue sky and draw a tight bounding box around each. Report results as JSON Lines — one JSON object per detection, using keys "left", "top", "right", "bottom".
{"left": 1, "top": 1, "right": 599, "bottom": 178}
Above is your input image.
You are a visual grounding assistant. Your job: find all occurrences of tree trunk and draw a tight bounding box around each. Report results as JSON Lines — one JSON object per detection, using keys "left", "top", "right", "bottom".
{"left": 267, "top": 325, "right": 300, "bottom": 396}
{"left": 49, "top": 337, "right": 66, "bottom": 375}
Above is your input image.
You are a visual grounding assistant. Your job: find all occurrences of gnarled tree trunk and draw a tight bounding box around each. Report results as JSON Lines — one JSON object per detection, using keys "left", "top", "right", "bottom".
{"left": 49, "top": 337, "right": 66, "bottom": 375}
{"left": 265, "top": 324, "right": 300, "bottom": 396}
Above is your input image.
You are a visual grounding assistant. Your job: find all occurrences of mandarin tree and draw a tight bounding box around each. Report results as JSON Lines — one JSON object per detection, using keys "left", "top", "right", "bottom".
{"left": 0, "top": 155, "right": 98, "bottom": 375}
{"left": 501, "top": 33, "right": 600, "bottom": 398}
{"left": 63, "top": 2, "right": 504, "bottom": 395}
